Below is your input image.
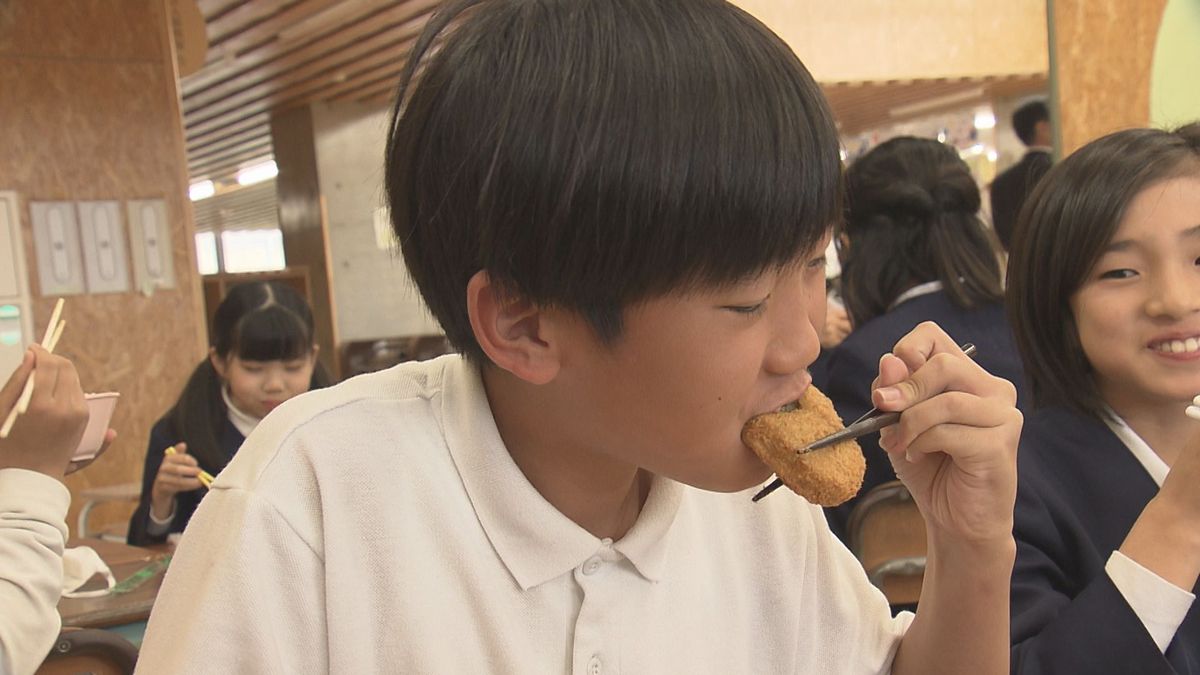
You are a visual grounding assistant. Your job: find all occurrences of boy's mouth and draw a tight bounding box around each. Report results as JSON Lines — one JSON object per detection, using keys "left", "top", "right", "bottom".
{"left": 777, "top": 400, "right": 800, "bottom": 413}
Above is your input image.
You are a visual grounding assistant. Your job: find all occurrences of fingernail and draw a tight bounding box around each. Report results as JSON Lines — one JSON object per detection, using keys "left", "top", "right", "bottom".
{"left": 876, "top": 386, "right": 900, "bottom": 404}
{"left": 878, "top": 426, "right": 894, "bottom": 449}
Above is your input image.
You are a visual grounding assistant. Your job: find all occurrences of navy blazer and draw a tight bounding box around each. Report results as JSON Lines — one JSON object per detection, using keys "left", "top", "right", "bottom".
{"left": 813, "top": 290, "right": 1028, "bottom": 540}
{"left": 1011, "top": 406, "right": 1200, "bottom": 674}
{"left": 990, "top": 149, "right": 1052, "bottom": 251}
{"left": 127, "top": 416, "right": 244, "bottom": 545}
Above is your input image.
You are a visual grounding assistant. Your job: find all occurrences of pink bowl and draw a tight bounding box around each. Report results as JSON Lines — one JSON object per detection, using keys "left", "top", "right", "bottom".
{"left": 74, "top": 392, "right": 119, "bottom": 461}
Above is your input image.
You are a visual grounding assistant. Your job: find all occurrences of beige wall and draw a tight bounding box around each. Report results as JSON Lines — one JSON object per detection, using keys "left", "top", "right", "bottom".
{"left": 0, "top": 0, "right": 207, "bottom": 536}
{"left": 1051, "top": 0, "right": 1169, "bottom": 153}
{"left": 735, "top": 0, "right": 1048, "bottom": 81}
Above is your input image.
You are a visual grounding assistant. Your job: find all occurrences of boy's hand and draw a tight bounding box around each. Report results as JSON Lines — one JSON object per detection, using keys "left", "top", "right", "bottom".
{"left": 0, "top": 346, "right": 90, "bottom": 479}
{"left": 872, "top": 322, "right": 1021, "bottom": 545}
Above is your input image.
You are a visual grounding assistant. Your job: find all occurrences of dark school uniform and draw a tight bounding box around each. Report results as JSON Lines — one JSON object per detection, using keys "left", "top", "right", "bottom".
{"left": 127, "top": 416, "right": 244, "bottom": 545}
{"left": 1011, "top": 405, "right": 1200, "bottom": 674}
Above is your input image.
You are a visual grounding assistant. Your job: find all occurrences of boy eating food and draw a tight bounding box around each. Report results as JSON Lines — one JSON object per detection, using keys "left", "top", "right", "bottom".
{"left": 136, "top": 1, "right": 1020, "bottom": 672}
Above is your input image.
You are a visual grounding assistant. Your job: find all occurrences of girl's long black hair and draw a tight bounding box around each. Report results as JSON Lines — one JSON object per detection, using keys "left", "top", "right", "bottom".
{"left": 163, "top": 281, "right": 331, "bottom": 470}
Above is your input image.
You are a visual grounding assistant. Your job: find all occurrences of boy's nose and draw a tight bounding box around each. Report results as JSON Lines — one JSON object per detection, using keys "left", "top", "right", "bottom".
{"left": 764, "top": 312, "right": 821, "bottom": 377}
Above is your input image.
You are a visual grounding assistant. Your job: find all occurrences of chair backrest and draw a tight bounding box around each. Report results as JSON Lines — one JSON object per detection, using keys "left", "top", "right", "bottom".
{"left": 846, "top": 480, "right": 926, "bottom": 607}
{"left": 36, "top": 629, "right": 138, "bottom": 675}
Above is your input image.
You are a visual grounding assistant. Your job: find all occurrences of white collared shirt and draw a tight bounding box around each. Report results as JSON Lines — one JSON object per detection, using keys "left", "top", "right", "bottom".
{"left": 136, "top": 354, "right": 911, "bottom": 674}
{"left": 888, "top": 280, "right": 943, "bottom": 311}
{"left": 1102, "top": 409, "right": 1195, "bottom": 652}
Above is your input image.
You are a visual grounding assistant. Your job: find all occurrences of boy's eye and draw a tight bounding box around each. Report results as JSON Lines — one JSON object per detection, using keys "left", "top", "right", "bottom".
{"left": 806, "top": 255, "right": 827, "bottom": 270}
{"left": 1098, "top": 268, "right": 1137, "bottom": 280}
{"left": 724, "top": 299, "right": 768, "bottom": 315}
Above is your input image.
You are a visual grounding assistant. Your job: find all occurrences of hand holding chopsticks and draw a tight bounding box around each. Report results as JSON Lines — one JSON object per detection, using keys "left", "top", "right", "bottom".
{"left": 164, "top": 444, "right": 215, "bottom": 488}
{"left": 753, "top": 342, "right": 978, "bottom": 502}
{"left": 0, "top": 298, "right": 66, "bottom": 438}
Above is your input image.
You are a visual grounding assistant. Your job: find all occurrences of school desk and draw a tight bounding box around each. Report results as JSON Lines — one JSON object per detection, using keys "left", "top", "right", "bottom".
{"left": 57, "top": 538, "right": 171, "bottom": 643}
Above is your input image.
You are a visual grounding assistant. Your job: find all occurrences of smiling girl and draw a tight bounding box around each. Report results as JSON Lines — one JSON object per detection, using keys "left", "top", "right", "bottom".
{"left": 1006, "top": 124, "right": 1200, "bottom": 672}
{"left": 128, "top": 281, "right": 330, "bottom": 545}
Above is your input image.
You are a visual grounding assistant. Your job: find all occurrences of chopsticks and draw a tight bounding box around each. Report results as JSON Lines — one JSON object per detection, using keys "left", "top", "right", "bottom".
{"left": 752, "top": 343, "right": 977, "bottom": 503}
{"left": 163, "top": 445, "right": 215, "bottom": 488}
{"left": 0, "top": 298, "right": 66, "bottom": 438}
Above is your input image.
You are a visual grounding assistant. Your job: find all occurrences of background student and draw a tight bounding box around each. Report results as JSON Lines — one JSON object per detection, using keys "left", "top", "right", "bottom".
{"left": 989, "top": 99, "right": 1053, "bottom": 253}
{"left": 135, "top": 2, "right": 1020, "bottom": 672}
{"left": 1006, "top": 124, "right": 1200, "bottom": 672}
{"left": 0, "top": 347, "right": 114, "bottom": 675}
{"left": 127, "top": 281, "right": 330, "bottom": 545}
{"left": 815, "top": 136, "right": 1027, "bottom": 541}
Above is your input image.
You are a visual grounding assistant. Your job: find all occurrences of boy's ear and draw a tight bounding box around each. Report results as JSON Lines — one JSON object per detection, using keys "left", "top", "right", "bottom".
{"left": 466, "top": 270, "right": 561, "bottom": 385}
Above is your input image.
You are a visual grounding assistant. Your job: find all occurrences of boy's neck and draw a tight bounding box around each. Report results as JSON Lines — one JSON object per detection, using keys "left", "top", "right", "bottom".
{"left": 481, "top": 365, "right": 652, "bottom": 540}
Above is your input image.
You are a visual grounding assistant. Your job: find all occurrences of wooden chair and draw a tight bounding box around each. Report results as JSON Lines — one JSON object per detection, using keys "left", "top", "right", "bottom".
{"left": 36, "top": 629, "right": 138, "bottom": 675}
{"left": 846, "top": 480, "right": 926, "bottom": 607}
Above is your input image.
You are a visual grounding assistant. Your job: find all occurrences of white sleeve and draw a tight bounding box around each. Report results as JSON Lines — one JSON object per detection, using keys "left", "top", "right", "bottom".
{"left": 134, "top": 486, "right": 327, "bottom": 674}
{"left": 1106, "top": 550, "right": 1195, "bottom": 652}
{"left": 0, "top": 468, "right": 70, "bottom": 675}
{"left": 144, "top": 499, "right": 174, "bottom": 536}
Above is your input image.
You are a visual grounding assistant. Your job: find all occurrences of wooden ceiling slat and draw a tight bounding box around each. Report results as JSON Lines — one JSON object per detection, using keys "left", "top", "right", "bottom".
{"left": 204, "top": 0, "right": 348, "bottom": 64}
{"left": 184, "top": 35, "right": 416, "bottom": 134}
{"left": 188, "top": 126, "right": 272, "bottom": 163}
{"left": 182, "top": 1, "right": 435, "bottom": 100}
{"left": 189, "top": 140, "right": 274, "bottom": 177}
{"left": 185, "top": 17, "right": 416, "bottom": 113}
{"left": 187, "top": 112, "right": 271, "bottom": 153}
{"left": 204, "top": 0, "right": 291, "bottom": 47}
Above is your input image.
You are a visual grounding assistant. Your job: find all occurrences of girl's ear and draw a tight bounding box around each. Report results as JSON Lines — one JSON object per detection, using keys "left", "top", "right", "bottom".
{"left": 209, "top": 348, "right": 228, "bottom": 379}
{"left": 466, "top": 270, "right": 561, "bottom": 385}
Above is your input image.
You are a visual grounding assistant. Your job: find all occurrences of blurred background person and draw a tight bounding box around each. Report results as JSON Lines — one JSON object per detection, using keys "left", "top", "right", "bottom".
{"left": 990, "top": 99, "right": 1053, "bottom": 253}
{"left": 816, "top": 136, "right": 1028, "bottom": 541}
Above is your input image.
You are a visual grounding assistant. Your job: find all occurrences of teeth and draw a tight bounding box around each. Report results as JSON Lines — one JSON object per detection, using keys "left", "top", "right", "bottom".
{"left": 1152, "top": 338, "right": 1200, "bottom": 354}
{"left": 778, "top": 401, "right": 799, "bottom": 413}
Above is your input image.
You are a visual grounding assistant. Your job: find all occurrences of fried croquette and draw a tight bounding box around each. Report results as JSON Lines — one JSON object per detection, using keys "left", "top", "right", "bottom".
{"left": 741, "top": 385, "right": 865, "bottom": 506}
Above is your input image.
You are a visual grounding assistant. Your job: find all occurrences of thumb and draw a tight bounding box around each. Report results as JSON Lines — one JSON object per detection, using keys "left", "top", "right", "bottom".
{"left": 873, "top": 356, "right": 924, "bottom": 411}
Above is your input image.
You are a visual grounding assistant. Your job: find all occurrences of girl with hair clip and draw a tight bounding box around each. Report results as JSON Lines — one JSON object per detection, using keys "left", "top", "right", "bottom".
{"left": 816, "top": 136, "right": 1028, "bottom": 541}
{"left": 127, "top": 281, "right": 330, "bottom": 545}
{"left": 1006, "top": 124, "right": 1200, "bottom": 673}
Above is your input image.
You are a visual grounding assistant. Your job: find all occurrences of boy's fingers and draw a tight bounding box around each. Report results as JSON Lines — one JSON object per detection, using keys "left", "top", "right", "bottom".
{"left": 883, "top": 392, "right": 1018, "bottom": 453}
{"left": 888, "top": 321, "right": 966, "bottom": 374}
{"left": 873, "top": 351, "right": 1010, "bottom": 412}
{"left": 0, "top": 350, "right": 34, "bottom": 412}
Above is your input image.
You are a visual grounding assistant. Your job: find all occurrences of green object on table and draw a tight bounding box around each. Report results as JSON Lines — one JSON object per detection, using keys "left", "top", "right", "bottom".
{"left": 110, "top": 555, "right": 171, "bottom": 595}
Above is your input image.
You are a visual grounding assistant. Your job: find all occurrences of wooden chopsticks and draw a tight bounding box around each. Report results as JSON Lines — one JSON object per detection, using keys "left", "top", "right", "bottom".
{"left": 0, "top": 298, "right": 66, "bottom": 438}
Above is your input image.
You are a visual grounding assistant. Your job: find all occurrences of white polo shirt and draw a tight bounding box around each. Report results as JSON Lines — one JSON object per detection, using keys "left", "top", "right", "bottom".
{"left": 137, "top": 354, "right": 910, "bottom": 674}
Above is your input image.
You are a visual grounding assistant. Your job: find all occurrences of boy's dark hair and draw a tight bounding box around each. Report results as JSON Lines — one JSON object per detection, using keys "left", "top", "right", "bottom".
{"left": 1012, "top": 100, "right": 1049, "bottom": 146}
{"left": 1006, "top": 124, "right": 1200, "bottom": 419}
{"left": 837, "top": 136, "right": 1003, "bottom": 328}
{"left": 384, "top": 0, "right": 841, "bottom": 364}
{"left": 166, "top": 281, "right": 331, "bottom": 470}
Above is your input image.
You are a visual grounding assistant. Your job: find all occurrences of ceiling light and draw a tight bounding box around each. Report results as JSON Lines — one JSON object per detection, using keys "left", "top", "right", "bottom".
{"left": 974, "top": 109, "right": 997, "bottom": 129}
{"left": 189, "top": 180, "right": 215, "bottom": 201}
{"left": 236, "top": 160, "right": 278, "bottom": 186}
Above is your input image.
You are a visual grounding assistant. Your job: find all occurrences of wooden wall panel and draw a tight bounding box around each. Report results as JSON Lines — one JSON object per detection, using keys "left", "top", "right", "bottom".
{"left": 1052, "top": 0, "right": 1169, "bottom": 153}
{"left": 0, "top": 0, "right": 208, "bottom": 537}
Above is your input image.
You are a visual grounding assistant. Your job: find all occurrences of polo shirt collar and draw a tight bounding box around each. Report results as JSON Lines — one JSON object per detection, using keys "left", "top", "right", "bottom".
{"left": 440, "top": 356, "right": 683, "bottom": 590}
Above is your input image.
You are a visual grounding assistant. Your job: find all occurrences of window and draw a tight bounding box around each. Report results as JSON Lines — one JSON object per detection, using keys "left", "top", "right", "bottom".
{"left": 191, "top": 178, "right": 286, "bottom": 275}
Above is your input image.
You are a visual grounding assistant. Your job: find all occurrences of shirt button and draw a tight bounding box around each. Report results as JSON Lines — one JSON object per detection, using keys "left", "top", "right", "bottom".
{"left": 588, "top": 655, "right": 602, "bottom": 675}
{"left": 583, "top": 557, "right": 602, "bottom": 575}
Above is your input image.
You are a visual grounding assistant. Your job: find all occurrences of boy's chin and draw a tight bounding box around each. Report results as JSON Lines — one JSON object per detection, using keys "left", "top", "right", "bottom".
{"left": 680, "top": 463, "right": 775, "bottom": 494}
